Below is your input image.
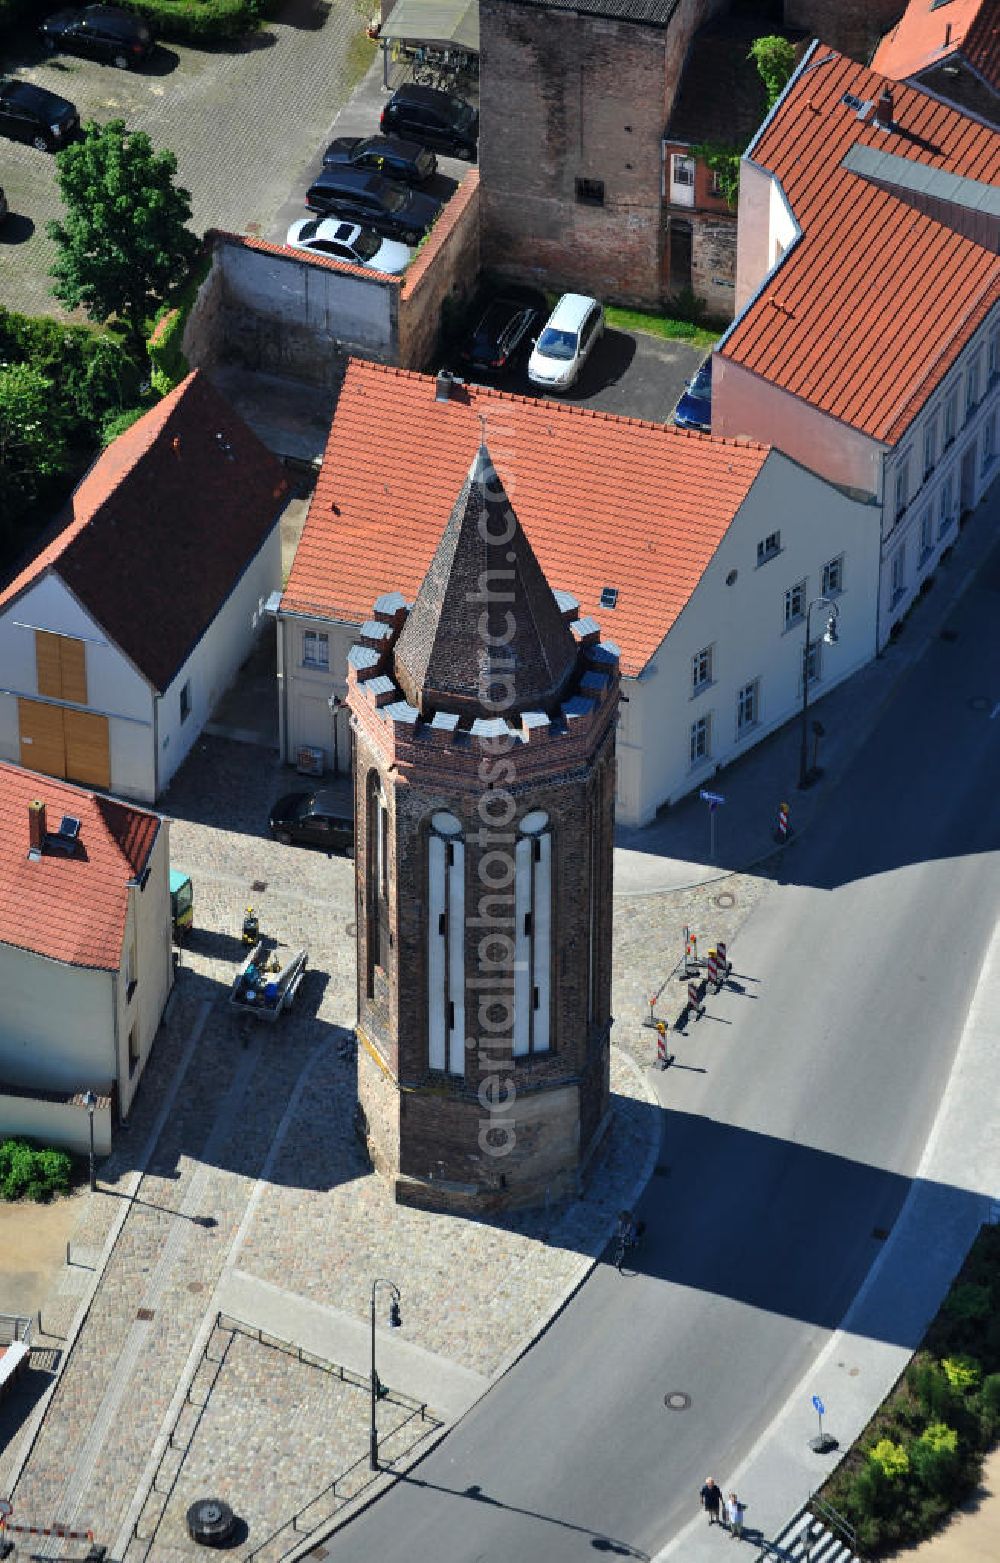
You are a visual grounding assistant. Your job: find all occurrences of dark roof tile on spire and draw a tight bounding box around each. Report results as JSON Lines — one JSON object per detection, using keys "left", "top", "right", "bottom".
{"left": 393, "top": 443, "right": 578, "bottom": 719}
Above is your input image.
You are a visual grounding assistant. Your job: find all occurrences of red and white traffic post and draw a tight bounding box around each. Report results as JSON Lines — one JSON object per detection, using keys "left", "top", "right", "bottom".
{"left": 775, "top": 800, "right": 791, "bottom": 843}
{"left": 686, "top": 980, "right": 705, "bottom": 1019}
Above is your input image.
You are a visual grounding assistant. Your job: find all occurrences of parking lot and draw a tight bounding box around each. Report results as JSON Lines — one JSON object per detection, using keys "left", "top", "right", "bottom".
{"left": 0, "top": 0, "right": 385, "bottom": 318}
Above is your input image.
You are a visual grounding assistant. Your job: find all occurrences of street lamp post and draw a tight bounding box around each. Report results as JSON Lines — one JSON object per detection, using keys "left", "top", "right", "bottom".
{"left": 798, "top": 598, "right": 840, "bottom": 790}
{"left": 327, "top": 691, "right": 343, "bottom": 777}
{"left": 370, "top": 1278, "right": 402, "bottom": 1471}
{"left": 83, "top": 1090, "right": 98, "bottom": 1192}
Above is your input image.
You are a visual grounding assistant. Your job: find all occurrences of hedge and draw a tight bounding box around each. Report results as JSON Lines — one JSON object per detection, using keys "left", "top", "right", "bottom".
{"left": 147, "top": 249, "right": 210, "bottom": 396}
{"left": 0, "top": 1138, "right": 73, "bottom": 1201}
{"left": 0, "top": 308, "right": 143, "bottom": 443}
{"left": 819, "top": 1224, "right": 1000, "bottom": 1556}
{"left": 118, "top": 0, "right": 271, "bottom": 44}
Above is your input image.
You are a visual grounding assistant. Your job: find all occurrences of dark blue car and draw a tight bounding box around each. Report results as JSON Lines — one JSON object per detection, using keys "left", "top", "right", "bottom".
{"left": 673, "top": 357, "right": 713, "bottom": 433}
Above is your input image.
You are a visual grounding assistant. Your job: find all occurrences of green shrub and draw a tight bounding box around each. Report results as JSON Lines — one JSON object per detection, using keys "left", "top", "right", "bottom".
{"left": 147, "top": 249, "right": 210, "bottom": 395}
{"left": 868, "top": 1438, "right": 909, "bottom": 1482}
{"left": 910, "top": 1421, "right": 959, "bottom": 1497}
{"left": 0, "top": 308, "right": 142, "bottom": 442}
{"left": 942, "top": 1354, "right": 982, "bottom": 1392}
{"left": 943, "top": 1283, "right": 992, "bottom": 1323}
{"left": 0, "top": 1138, "right": 73, "bottom": 1201}
{"left": 101, "top": 405, "right": 151, "bottom": 446}
{"left": 120, "top": 0, "right": 270, "bottom": 44}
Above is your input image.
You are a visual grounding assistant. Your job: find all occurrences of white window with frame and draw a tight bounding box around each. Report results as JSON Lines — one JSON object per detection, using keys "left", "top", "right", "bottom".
{"left": 427, "top": 810, "right": 465, "bottom": 1076}
{"left": 691, "top": 644, "right": 714, "bottom": 695}
{"left": 965, "top": 357, "right": 979, "bottom": 420}
{"left": 783, "top": 580, "right": 806, "bottom": 631}
{"left": 710, "top": 167, "right": 724, "bottom": 198}
{"left": 821, "top": 555, "right": 844, "bottom": 598}
{"left": 943, "top": 392, "right": 957, "bottom": 448}
{"left": 918, "top": 510, "right": 933, "bottom": 565}
{"left": 514, "top": 811, "right": 552, "bottom": 1058}
{"left": 801, "top": 640, "right": 821, "bottom": 690}
{"left": 890, "top": 545, "right": 906, "bottom": 607}
{"left": 894, "top": 459, "right": 908, "bottom": 521}
{"left": 736, "top": 679, "right": 759, "bottom": 737}
{"left": 938, "top": 472, "right": 955, "bottom": 538}
{"left": 690, "top": 714, "right": 711, "bottom": 766}
{"left": 670, "top": 153, "right": 696, "bottom": 207}
{"left": 757, "top": 530, "right": 781, "bottom": 566}
{"left": 981, "top": 411, "right": 996, "bottom": 475}
{"left": 302, "top": 630, "right": 329, "bottom": 670}
{"left": 923, "top": 420, "right": 936, "bottom": 481}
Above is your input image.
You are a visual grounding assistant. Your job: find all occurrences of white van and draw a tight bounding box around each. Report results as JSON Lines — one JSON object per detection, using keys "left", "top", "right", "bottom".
{"left": 527, "top": 293, "right": 604, "bottom": 391}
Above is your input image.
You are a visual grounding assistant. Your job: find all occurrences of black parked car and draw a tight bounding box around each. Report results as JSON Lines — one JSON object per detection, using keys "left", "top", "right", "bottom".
{"left": 0, "top": 79, "right": 78, "bottom": 150}
{"left": 322, "top": 134, "right": 436, "bottom": 186}
{"left": 459, "top": 293, "right": 546, "bottom": 378}
{"left": 40, "top": 5, "right": 154, "bottom": 68}
{"left": 379, "top": 83, "right": 478, "bottom": 161}
{"left": 269, "top": 790, "right": 354, "bottom": 854}
{"left": 305, "top": 168, "right": 440, "bottom": 242}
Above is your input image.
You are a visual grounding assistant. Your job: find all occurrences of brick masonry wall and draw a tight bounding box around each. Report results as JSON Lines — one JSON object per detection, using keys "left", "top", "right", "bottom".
{"left": 690, "top": 210, "right": 738, "bottom": 318}
{"left": 350, "top": 646, "right": 619, "bottom": 1208}
{"left": 479, "top": 0, "right": 717, "bottom": 305}
{"left": 397, "top": 172, "right": 481, "bottom": 371}
{"left": 784, "top": 0, "right": 903, "bottom": 63}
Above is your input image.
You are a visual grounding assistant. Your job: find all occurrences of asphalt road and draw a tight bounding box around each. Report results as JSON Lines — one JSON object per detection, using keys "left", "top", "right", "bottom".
{"left": 324, "top": 539, "right": 1000, "bottom": 1562}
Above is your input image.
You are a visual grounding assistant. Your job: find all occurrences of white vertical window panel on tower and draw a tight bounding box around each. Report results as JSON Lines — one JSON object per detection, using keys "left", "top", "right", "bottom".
{"left": 514, "top": 834, "right": 533, "bottom": 1056}
{"left": 532, "top": 833, "right": 551, "bottom": 1052}
{"left": 447, "top": 840, "right": 466, "bottom": 1076}
{"left": 428, "top": 834, "right": 446, "bottom": 1071}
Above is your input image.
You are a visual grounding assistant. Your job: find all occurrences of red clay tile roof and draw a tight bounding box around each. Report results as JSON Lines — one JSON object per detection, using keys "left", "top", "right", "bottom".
{"left": 0, "top": 372, "right": 289, "bottom": 692}
{"left": 721, "top": 46, "right": 1000, "bottom": 445}
{"left": 282, "top": 361, "right": 770, "bottom": 678}
{"left": 0, "top": 762, "right": 160, "bottom": 970}
{"left": 872, "top": 0, "right": 998, "bottom": 91}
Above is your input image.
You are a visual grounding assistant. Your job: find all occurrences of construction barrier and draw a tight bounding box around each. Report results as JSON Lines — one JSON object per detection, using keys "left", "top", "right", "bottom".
{"left": 686, "top": 981, "right": 704, "bottom": 1017}
{"left": 707, "top": 949, "right": 720, "bottom": 987}
{"left": 682, "top": 927, "right": 699, "bottom": 977}
{"left": 717, "top": 940, "right": 731, "bottom": 978}
{"left": 2, "top": 1522, "right": 94, "bottom": 1541}
{"left": 775, "top": 801, "right": 790, "bottom": 843}
{"left": 656, "top": 1021, "right": 670, "bottom": 1067}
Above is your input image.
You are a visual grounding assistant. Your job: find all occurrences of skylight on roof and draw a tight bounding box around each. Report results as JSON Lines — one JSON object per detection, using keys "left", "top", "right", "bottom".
{"left": 600, "top": 586, "right": 619, "bottom": 609}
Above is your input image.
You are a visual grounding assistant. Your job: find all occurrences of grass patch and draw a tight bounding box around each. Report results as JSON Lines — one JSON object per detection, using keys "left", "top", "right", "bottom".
{"left": 605, "top": 306, "right": 719, "bottom": 350}
{"left": 345, "top": 26, "right": 377, "bottom": 85}
{"left": 818, "top": 1223, "right": 1000, "bottom": 1556}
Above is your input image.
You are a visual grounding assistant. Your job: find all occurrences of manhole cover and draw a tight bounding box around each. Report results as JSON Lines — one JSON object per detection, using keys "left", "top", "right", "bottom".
{"left": 345, "top": 923, "right": 356, "bottom": 937}
{"left": 251, "top": 880, "right": 267, "bottom": 893}
{"left": 664, "top": 1391, "right": 691, "bottom": 1410}
{"left": 188, "top": 1281, "right": 204, "bottom": 1293}
{"left": 187, "top": 1497, "right": 236, "bottom": 1546}
{"left": 714, "top": 891, "right": 736, "bottom": 909}
{"left": 136, "top": 1307, "right": 155, "bottom": 1321}
{"left": 969, "top": 696, "right": 990, "bottom": 711}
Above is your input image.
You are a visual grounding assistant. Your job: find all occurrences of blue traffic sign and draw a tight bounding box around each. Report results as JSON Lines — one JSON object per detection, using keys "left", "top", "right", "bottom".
{"left": 812, "top": 1395, "right": 825, "bottom": 1415}
{"left": 699, "top": 789, "right": 726, "bottom": 806}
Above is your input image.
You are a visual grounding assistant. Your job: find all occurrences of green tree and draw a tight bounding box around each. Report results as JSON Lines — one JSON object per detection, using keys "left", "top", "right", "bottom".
{"left": 749, "top": 35, "right": 797, "bottom": 112}
{"left": 691, "top": 141, "right": 740, "bottom": 209}
{"left": 48, "top": 119, "right": 200, "bottom": 349}
{"left": 0, "top": 363, "right": 68, "bottom": 521}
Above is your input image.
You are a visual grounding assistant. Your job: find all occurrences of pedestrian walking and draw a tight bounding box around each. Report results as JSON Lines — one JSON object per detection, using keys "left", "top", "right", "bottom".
{"left": 726, "top": 1492, "right": 746, "bottom": 1539}
{"left": 700, "top": 1477, "right": 724, "bottom": 1526}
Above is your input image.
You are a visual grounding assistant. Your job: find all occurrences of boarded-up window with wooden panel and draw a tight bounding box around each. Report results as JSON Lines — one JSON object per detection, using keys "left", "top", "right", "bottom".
{"left": 33, "top": 631, "right": 88, "bottom": 704}
{"left": 35, "top": 631, "right": 63, "bottom": 698}
{"left": 63, "top": 709, "right": 110, "bottom": 790}
{"left": 18, "top": 698, "right": 66, "bottom": 778}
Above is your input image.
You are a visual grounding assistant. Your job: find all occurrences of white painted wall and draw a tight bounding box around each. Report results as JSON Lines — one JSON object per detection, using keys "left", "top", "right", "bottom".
{"left": 114, "top": 821, "right": 173, "bottom": 1119}
{"left": 733, "top": 161, "right": 799, "bottom": 313}
{"left": 0, "top": 1094, "right": 112, "bottom": 1156}
{"left": 0, "top": 943, "right": 116, "bottom": 1091}
{"left": 278, "top": 611, "right": 358, "bottom": 773}
{"left": 619, "top": 451, "right": 880, "bottom": 825}
{"left": 220, "top": 243, "right": 397, "bottom": 357}
{"left": 0, "top": 574, "right": 156, "bottom": 797}
{"left": 156, "top": 519, "right": 282, "bottom": 794}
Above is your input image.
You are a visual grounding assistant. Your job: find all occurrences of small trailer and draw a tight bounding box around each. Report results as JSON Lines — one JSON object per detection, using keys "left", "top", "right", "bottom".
{"left": 229, "top": 936, "right": 308, "bottom": 1021}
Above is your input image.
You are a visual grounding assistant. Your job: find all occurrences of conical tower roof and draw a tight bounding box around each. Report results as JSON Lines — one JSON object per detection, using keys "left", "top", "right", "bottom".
{"left": 393, "top": 443, "right": 579, "bottom": 720}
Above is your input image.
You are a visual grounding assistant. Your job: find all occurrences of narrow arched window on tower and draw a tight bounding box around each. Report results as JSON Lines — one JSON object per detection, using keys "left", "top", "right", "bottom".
{"left": 514, "top": 811, "right": 551, "bottom": 1056}
{"left": 367, "top": 772, "right": 390, "bottom": 994}
{"left": 427, "top": 811, "right": 465, "bottom": 1075}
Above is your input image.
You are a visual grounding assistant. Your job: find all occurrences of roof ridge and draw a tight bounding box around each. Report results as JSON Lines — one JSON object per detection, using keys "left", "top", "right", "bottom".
{"left": 345, "top": 359, "right": 771, "bottom": 449}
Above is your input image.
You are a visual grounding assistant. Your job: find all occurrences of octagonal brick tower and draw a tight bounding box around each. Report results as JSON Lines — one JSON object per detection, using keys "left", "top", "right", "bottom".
{"left": 347, "top": 443, "right": 620, "bottom": 1212}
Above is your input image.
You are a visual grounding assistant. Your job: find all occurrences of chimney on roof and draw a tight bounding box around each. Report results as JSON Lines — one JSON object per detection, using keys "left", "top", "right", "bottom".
{"left": 944, "top": 22, "right": 951, "bottom": 47}
{"left": 435, "top": 370, "right": 454, "bottom": 402}
{"left": 875, "top": 86, "right": 894, "bottom": 130}
{"left": 28, "top": 799, "right": 46, "bottom": 852}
